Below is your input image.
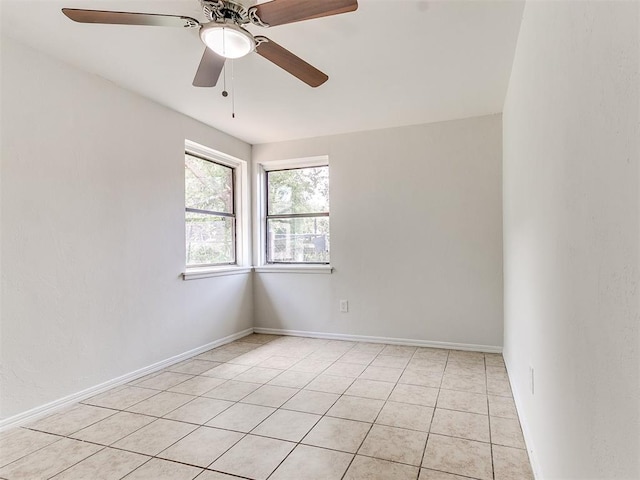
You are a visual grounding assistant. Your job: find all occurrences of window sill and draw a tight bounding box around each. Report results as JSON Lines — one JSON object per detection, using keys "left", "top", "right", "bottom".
{"left": 253, "top": 265, "right": 333, "bottom": 275}
{"left": 182, "top": 266, "right": 252, "bottom": 280}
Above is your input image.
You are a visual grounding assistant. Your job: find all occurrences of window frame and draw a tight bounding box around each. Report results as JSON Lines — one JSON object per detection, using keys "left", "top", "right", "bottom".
{"left": 183, "top": 140, "right": 250, "bottom": 279}
{"left": 185, "top": 152, "right": 237, "bottom": 267}
{"left": 255, "top": 156, "right": 331, "bottom": 269}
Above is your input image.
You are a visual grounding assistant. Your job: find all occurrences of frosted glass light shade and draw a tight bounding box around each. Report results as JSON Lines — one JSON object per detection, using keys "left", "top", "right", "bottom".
{"left": 200, "top": 23, "right": 255, "bottom": 59}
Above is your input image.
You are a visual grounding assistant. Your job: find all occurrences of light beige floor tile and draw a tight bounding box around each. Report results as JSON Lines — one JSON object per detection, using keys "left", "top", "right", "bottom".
{"left": 258, "top": 356, "right": 300, "bottom": 369}
{"left": 323, "top": 362, "right": 366, "bottom": 378}
{"left": 234, "top": 367, "right": 283, "bottom": 384}
{"left": 359, "top": 365, "right": 403, "bottom": 383}
{"left": 358, "top": 425, "right": 427, "bottom": 466}
{"left": 288, "top": 358, "right": 333, "bottom": 374}
{"left": 196, "top": 350, "right": 240, "bottom": 363}
{"left": 486, "top": 366, "right": 509, "bottom": 382}
{"left": 447, "top": 351, "right": 485, "bottom": 363}
{"left": 388, "top": 383, "right": 439, "bottom": 406}
{"left": 201, "top": 363, "right": 251, "bottom": 380}
{"left": 484, "top": 354, "right": 505, "bottom": 367}
{"left": 370, "top": 355, "right": 410, "bottom": 369}
{"left": 268, "top": 370, "right": 317, "bottom": 388}
{"left": 422, "top": 434, "right": 492, "bottom": 480}
{"left": 488, "top": 395, "right": 518, "bottom": 419}
{"left": 194, "top": 471, "right": 241, "bottom": 480}
{"left": 380, "top": 345, "right": 417, "bottom": 357}
{"left": 126, "top": 391, "right": 195, "bottom": 417}
{"left": 240, "top": 385, "right": 298, "bottom": 408}
{"left": 359, "top": 424, "right": 427, "bottom": 466}
{"left": 50, "top": 447, "right": 148, "bottom": 480}
{"left": 302, "top": 416, "right": 371, "bottom": 453}
{"left": 307, "top": 350, "right": 347, "bottom": 362}
{"left": 122, "top": 458, "right": 202, "bottom": 479}
{"left": 445, "top": 363, "right": 486, "bottom": 378}
{"left": 202, "top": 380, "right": 260, "bottom": 401}
{"left": 227, "top": 351, "right": 273, "bottom": 367}
{"left": 406, "top": 360, "right": 446, "bottom": 375}
{"left": 158, "top": 426, "right": 243, "bottom": 467}
{"left": 168, "top": 376, "right": 226, "bottom": 396}
{"left": 251, "top": 409, "right": 321, "bottom": 442}
{"left": 82, "top": 386, "right": 158, "bottom": 410}
{"left": 112, "top": 419, "right": 196, "bottom": 456}
{"left": 0, "top": 437, "right": 102, "bottom": 480}
{"left": 221, "top": 341, "right": 261, "bottom": 354}
{"left": 209, "top": 435, "right": 295, "bottom": 480}
{"left": 282, "top": 390, "right": 340, "bottom": 414}
{"left": 419, "top": 469, "right": 470, "bottom": 480}
{"left": 28, "top": 404, "right": 116, "bottom": 436}
{"left": 344, "top": 455, "right": 419, "bottom": 480}
{"left": 375, "top": 401, "right": 434, "bottom": 431}
{"left": 326, "top": 395, "right": 385, "bottom": 423}
{"left": 304, "top": 374, "right": 355, "bottom": 394}
{"left": 241, "top": 333, "right": 279, "bottom": 344}
{"left": 441, "top": 374, "right": 487, "bottom": 394}
{"left": 344, "top": 379, "right": 395, "bottom": 400}
{"left": 0, "top": 428, "right": 60, "bottom": 468}
{"left": 490, "top": 416, "right": 526, "bottom": 448}
{"left": 270, "top": 444, "right": 352, "bottom": 480}
{"left": 430, "top": 408, "right": 490, "bottom": 442}
{"left": 492, "top": 444, "right": 534, "bottom": 480}
{"left": 413, "top": 348, "right": 449, "bottom": 360}
{"left": 339, "top": 351, "right": 377, "bottom": 365}
{"left": 166, "top": 359, "right": 221, "bottom": 375}
{"left": 399, "top": 369, "right": 443, "bottom": 388}
{"left": 205, "top": 403, "right": 275, "bottom": 433}
{"left": 487, "top": 378, "right": 512, "bottom": 397}
{"left": 135, "top": 372, "right": 194, "bottom": 390}
{"left": 163, "top": 397, "right": 234, "bottom": 424}
{"left": 437, "top": 389, "right": 488, "bottom": 415}
{"left": 71, "top": 411, "right": 155, "bottom": 445}
{"left": 351, "top": 343, "right": 385, "bottom": 355}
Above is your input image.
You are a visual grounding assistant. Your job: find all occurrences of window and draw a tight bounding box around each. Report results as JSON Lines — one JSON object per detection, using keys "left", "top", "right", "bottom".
{"left": 185, "top": 152, "right": 236, "bottom": 266}
{"left": 265, "top": 164, "right": 330, "bottom": 264}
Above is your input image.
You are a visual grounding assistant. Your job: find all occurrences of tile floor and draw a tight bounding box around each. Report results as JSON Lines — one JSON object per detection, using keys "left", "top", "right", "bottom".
{"left": 0, "top": 334, "right": 535, "bottom": 480}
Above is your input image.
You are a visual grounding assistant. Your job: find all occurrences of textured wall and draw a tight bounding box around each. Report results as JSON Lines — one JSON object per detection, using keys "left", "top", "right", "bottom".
{"left": 503, "top": 1, "right": 640, "bottom": 478}
{"left": 1, "top": 37, "right": 254, "bottom": 419}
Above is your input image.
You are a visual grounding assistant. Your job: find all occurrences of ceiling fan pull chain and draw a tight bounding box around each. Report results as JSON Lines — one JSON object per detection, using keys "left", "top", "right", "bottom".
{"left": 231, "top": 59, "right": 236, "bottom": 119}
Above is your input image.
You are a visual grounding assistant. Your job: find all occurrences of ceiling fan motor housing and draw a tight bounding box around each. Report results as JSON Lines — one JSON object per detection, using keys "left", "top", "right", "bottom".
{"left": 200, "top": 0, "right": 256, "bottom": 24}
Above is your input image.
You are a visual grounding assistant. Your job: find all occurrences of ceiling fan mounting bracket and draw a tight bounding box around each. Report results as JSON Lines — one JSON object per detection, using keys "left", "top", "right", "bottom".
{"left": 200, "top": 0, "right": 250, "bottom": 24}
{"left": 248, "top": 8, "right": 269, "bottom": 28}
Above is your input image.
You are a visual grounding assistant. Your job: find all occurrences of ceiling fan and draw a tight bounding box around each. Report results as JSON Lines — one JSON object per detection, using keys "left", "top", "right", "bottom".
{"left": 62, "top": 0, "right": 358, "bottom": 88}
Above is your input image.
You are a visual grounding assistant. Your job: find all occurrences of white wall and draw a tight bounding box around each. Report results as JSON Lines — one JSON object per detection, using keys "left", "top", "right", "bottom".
{"left": 0, "top": 37, "right": 253, "bottom": 419}
{"left": 253, "top": 115, "right": 504, "bottom": 349}
{"left": 503, "top": 2, "right": 639, "bottom": 479}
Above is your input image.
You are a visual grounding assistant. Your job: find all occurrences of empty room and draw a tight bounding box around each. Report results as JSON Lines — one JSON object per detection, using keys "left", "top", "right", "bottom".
{"left": 0, "top": 0, "right": 638, "bottom": 479}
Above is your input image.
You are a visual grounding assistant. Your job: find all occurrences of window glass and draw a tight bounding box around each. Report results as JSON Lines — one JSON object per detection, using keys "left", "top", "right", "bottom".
{"left": 266, "top": 165, "right": 329, "bottom": 264}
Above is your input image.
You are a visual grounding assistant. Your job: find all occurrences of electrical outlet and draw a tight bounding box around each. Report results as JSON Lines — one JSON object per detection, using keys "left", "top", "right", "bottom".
{"left": 529, "top": 366, "right": 535, "bottom": 395}
{"left": 339, "top": 300, "right": 349, "bottom": 313}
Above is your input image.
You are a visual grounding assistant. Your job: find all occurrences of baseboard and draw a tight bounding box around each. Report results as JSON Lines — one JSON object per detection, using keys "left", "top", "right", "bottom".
{"left": 0, "top": 328, "right": 254, "bottom": 432}
{"left": 253, "top": 327, "right": 502, "bottom": 353}
{"left": 503, "top": 355, "right": 543, "bottom": 480}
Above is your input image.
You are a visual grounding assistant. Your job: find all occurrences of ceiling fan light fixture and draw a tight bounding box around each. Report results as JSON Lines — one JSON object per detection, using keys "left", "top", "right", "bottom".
{"left": 200, "top": 22, "right": 255, "bottom": 59}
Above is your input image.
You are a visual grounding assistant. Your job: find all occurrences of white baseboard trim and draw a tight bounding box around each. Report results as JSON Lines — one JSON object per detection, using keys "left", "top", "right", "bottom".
{"left": 504, "top": 355, "right": 543, "bottom": 480}
{"left": 253, "top": 327, "right": 502, "bottom": 353}
{"left": 0, "top": 328, "right": 254, "bottom": 432}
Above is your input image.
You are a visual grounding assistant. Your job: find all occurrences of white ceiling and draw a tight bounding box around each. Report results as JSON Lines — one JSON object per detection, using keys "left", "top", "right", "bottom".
{"left": 1, "top": 0, "right": 524, "bottom": 144}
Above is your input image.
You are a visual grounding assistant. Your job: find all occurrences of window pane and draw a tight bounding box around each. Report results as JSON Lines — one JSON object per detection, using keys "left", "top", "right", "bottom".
{"left": 185, "top": 155, "right": 233, "bottom": 213}
{"left": 267, "top": 216, "right": 330, "bottom": 263}
{"left": 186, "top": 212, "right": 234, "bottom": 266}
{"left": 267, "top": 166, "right": 329, "bottom": 215}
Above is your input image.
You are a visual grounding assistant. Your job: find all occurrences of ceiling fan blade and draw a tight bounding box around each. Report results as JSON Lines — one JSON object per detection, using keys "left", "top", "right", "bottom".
{"left": 250, "top": 0, "right": 358, "bottom": 27}
{"left": 193, "top": 48, "right": 226, "bottom": 87}
{"left": 62, "top": 8, "right": 199, "bottom": 28}
{"left": 255, "top": 37, "right": 328, "bottom": 88}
